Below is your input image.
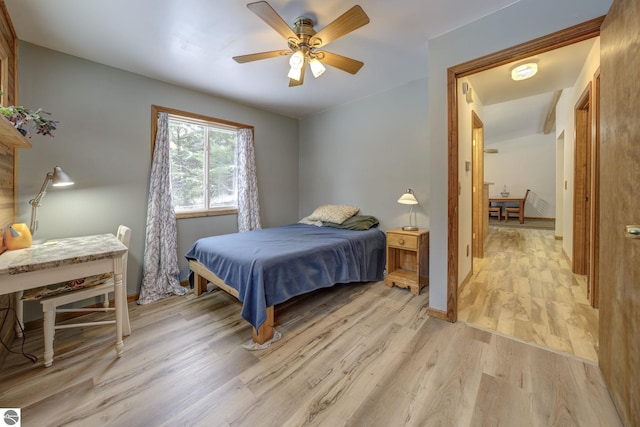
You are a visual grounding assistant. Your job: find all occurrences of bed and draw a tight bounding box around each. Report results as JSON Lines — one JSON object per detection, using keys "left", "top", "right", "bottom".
{"left": 185, "top": 221, "right": 386, "bottom": 347}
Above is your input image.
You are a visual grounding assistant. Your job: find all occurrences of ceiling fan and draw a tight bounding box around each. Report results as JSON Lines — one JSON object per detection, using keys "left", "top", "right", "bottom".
{"left": 233, "top": 1, "right": 370, "bottom": 87}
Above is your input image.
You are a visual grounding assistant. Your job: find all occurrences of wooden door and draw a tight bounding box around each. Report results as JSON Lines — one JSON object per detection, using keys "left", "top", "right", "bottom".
{"left": 599, "top": 1, "right": 640, "bottom": 425}
{"left": 573, "top": 86, "right": 592, "bottom": 276}
{"left": 471, "top": 112, "right": 484, "bottom": 258}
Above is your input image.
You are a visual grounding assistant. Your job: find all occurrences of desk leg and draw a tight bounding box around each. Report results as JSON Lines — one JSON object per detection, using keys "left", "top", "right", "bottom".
{"left": 520, "top": 201, "right": 525, "bottom": 224}
{"left": 114, "top": 257, "right": 124, "bottom": 357}
{"left": 14, "top": 291, "right": 23, "bottom": 338}
{"left": 42, "top": 305, "right": 55, "bottom": 367}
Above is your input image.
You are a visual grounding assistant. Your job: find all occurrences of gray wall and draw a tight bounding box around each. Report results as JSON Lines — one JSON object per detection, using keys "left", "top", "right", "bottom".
{"left": 16, "top": 42, "right": 299, "bottom": 320}
{"left": 299, "top": 78, "right": 429, "bottom": 231}
{"left": 427, "top": 0, "right": 611, "bottom": 311}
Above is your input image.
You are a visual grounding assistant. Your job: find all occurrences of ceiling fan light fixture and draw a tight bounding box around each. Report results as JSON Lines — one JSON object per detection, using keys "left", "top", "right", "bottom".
{"left": 289, "top": 50, "right": 304, "bottom": 69}
{"left": 287, "top": 66, "right": 302, "bottom": 81}
{"left": 511, "top": 62, "right": 538, "bottom": 81}
{"left": 235, "top": 2, "right": 370, "bottom": 86}
{"left": 309, "top": 58, "right": 326, "bottom": 78}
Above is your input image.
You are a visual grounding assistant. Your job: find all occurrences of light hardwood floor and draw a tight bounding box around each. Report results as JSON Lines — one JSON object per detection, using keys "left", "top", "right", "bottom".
{"left": 459, "top": 227, "right": 599, "bottom": 362}
{"left": 1, "top": 278, "right": 620, "bottom": 426}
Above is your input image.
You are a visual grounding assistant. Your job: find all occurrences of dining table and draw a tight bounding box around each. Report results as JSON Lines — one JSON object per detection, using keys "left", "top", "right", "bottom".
{"left": 488, "top": 196, "right": 526, "bottom": 224}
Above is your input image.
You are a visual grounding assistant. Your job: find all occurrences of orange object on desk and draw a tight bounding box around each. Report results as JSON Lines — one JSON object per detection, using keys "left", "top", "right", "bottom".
{"left": 4, "top": 223, "right": 32, "bottom": 250}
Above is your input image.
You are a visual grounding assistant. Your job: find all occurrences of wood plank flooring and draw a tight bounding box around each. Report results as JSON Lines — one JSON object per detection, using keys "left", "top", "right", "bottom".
{"left": 1, "top": 277, "right": 620, "bottom": 426}
{"left": 459, "top": 227, "right": 599, "bottom": 362}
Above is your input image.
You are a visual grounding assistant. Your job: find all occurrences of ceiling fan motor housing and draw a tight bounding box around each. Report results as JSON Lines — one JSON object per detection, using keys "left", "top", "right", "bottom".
{"left": 291, "top": 17, "right": 318, "bottom": 53}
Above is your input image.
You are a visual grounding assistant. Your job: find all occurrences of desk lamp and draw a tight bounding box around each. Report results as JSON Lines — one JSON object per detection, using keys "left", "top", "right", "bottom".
{"left": 29, "top": 166, "right": 74, "bottom": 236}
{"left": 398, "top": 189, "right": 419, "bottom": 231}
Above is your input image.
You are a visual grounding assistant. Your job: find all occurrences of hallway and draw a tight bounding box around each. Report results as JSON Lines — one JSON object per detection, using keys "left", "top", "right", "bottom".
{"left": 458, "top": 227, "right": 598, "bottom": 362}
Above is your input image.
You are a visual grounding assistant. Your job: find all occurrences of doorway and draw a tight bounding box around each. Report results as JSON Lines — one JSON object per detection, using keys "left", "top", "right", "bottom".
{"left": 446, "top": 17, "right": 604, "bottom": 322}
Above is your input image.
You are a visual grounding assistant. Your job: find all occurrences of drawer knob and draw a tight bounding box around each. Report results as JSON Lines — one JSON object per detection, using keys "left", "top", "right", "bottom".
{"left": 398, "top": 239, "right": 405, "bottom": 245}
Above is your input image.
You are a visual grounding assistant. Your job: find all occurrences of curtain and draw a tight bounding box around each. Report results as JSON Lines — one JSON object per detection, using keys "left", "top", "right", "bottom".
{"left": 236, "top": 128, "right": 262, "bottom": 232}
{"left": 138, "top": 112, "right": 186, "bottom": 304}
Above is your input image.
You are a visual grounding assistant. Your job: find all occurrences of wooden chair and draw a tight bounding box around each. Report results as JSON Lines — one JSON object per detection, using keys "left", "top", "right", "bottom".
{"left": 505, "top": 189, "right": 530, "bottom": 223}
{"left": 488, "top": 203, "right": 502, "bottom": 221}
{"left": 21, "top": 225, "right": 131, "bottom": 367}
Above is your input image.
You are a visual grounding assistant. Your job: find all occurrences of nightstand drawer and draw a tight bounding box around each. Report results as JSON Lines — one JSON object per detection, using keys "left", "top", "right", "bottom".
{"left": 387, "top": 233, "right": 418, "bottom": 250}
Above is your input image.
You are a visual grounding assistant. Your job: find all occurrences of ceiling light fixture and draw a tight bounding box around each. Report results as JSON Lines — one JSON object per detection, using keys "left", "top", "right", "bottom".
{"left": 287, "top": 66, "right": 302, "bottom": 81}
{"left": 288, "top": 50, "right": 305, "bottom": 81}
{"left": 309, "top": 58, "right": 326, "bottom": 78}
{"left": 289, "top": 50, "right": 304, "bottom": 69}
{"left": 511, "top": 62, "right": 538, "bottom": 81}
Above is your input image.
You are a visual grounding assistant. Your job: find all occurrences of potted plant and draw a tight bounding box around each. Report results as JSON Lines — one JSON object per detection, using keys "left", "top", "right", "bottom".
{"left": 0, "top": 91, "right": 59, "bottom": 138}
{"left": 0, "top": 105, "right": 59, "bottom": 138}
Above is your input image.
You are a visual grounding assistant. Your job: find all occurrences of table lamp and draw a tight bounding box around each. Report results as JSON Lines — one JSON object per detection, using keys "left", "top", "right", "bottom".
{"left": 29, "top": 166, "right": 74, "bottom": 236}
{"left": 398, "top": 189, "right": 419, "bottom": 231}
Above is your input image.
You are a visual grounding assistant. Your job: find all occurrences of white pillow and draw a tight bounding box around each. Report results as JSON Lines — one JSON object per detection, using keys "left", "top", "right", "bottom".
{"left": 307, "top": 204, "right": 359, "bottom": 224}
{"left": 298, "top": 216, "right": 322, "bottom": 226}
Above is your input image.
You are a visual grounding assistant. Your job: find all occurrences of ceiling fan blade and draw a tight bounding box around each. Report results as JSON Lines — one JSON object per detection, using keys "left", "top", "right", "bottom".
{"left": 317, "top": 51, "right": 364, "bottom": 74}
{"left": 233, "top": 49, "right": 291, "bottom": 63}
{"left": 247, "top": 1, "right": 299, "bottom": 42}
{"left": 310, "top": 5, "right": 369, "bottom": 48}
{"left": 289, "top": 59, "right": 306, "bottom": 87}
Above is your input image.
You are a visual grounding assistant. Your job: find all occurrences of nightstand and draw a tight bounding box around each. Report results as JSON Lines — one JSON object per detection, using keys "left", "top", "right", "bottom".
{"left": 384, "top": 228, "right": 429, "bottom": 295}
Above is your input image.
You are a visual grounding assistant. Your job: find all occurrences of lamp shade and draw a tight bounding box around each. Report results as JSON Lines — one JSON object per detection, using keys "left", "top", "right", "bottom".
{"left": 397, "top": 189, "right": 419, "bottom": 205}
{"left": 309, "top": 58, "right": 326, "bottom": 78}
{"left": 52, "top": 166, "right": 74, "bottom": 186}
{"left": 289, "top": 50, "right": 304, "bottom": 69}
{"left": 287, "top": 66, "right": 302, "bottom": 81}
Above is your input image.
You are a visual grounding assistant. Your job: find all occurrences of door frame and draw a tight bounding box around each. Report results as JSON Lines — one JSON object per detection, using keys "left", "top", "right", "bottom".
{"left": 573, "top": 84, "right": 592, "bottom": 276}
{"left": 589, "top": 69, "right": 601, "bottom": 307}
{"left": 445, "top": 17, "right": 604, "bottom": 321}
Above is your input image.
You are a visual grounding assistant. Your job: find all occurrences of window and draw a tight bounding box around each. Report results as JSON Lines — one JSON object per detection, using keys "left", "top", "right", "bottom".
{"left": 152, "top": 106, "right": 251, "bottom": 218}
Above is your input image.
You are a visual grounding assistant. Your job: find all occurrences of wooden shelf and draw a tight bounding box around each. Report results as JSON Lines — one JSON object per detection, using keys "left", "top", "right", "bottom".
{"left": 0, "top": 117, "right": 32, "bottom": 148}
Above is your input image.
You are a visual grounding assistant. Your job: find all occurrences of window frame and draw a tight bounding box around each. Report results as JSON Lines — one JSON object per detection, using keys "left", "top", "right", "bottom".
{"left": 151, "top": 105, "right": 253, "bottom": 219}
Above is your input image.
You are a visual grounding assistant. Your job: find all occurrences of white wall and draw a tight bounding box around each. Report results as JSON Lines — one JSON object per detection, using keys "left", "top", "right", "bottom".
{"left": 299, "top": 78, "right": 429, "bottom": 231}
{"left": 17, "top": 42, "right": 299, "bottom": 320}
{"left": 484, "top": 133, "right": 556, "bottom": 218}
{"left": 555, "top": 38, "right": 601, "bottom": 260}
{"left": 428, "top": 0, "right": 611, "bottom": 312}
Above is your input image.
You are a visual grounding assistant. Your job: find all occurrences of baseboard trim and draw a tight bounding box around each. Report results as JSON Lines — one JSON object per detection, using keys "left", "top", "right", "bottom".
{"left": 427, "top": 307, "right": 451, "bottom": 322}
{"left": 459, "top": 269, "right": 472, "bottom": 288}
{"left": 524, "top": 216, "right": 555, "bottom": 221}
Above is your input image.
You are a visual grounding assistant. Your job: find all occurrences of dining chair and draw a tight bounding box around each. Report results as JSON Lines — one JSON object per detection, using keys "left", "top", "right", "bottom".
{"left": 505, "top": 189, "right": 530, "bottom": 223}
{"left": 20, "top": 225, "right": 131, "bottom": 367}
{"left": 488, "top": 203, "right": 502, "bottom": 221}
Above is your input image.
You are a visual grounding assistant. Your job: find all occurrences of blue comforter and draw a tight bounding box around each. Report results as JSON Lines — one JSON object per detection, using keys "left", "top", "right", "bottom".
{"left": 185, "top": 223, "right": 386, "bottom": 330}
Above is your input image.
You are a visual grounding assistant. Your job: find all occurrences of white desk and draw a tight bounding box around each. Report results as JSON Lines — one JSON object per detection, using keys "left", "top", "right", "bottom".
{"left": 0, "top": 234, "right": 128, "bottom": 366}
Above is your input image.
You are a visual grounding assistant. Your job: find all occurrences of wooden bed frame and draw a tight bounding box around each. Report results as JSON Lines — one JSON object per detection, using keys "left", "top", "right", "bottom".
{"left": 188, "top": 259, "right": 275, "bottom": 344}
